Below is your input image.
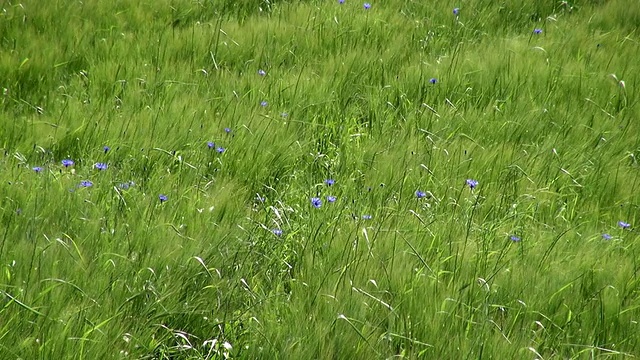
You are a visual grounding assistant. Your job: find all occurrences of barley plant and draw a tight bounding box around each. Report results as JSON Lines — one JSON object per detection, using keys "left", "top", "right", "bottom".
{"left": 1, "top": 0, "right": 639, "bottom": 358}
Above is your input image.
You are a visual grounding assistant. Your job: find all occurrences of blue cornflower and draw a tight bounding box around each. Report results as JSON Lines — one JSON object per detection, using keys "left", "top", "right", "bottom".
{"left": 258, "top": 69, "right": 266, "bottom": 76}
{"left": 466, "top": 179, "right": 479, "bottom": 189}
{"left": 159, "top": 194, "right": 168, "bottom": 203}
{"left": 80, "top": 180, "right": 93, "bottom": 188}
{"left": 430, "top": 78, "right": 437, "bottom": 84}
{"left": 325, "top": 179, "right": 335, "bottom": 186}
{"left": 453, "top": 7, "right": 460, "bottom": 15}
{"left": 415, "top": 190, "right": 426, "bottom": 199}
{"left": 260, "top": 101, "right": 268, "bottom": 107}
{"left": 362, "top": 214, "right": 372, "bottom": 220}
{"left": 62, "top": 159, "right": 74, "bottom": 167}
{"left": 272, "top": 229, "right": 283, "bottom": 237}
{"left": 327, "top": 196, "right": 337, "bottom": 203}
{"left": 119, "top": 181, "right": 134, "bottom": 190}
{"left": 339, "top": 0, "right": 345, "bottom": 3}
{"left": 94, "top": 163, "right": 108, "bottom": 171}
{"left": 103, "top": 146, "right": 110, "bottom": 153}
{"left": 32, "top": 166, "right": 43, "bottom": 173}
{"left": 618, "top": 221, "right": 631, "bottom": 229}
{"left": 224, "top": 127, "right": 231, "bottom": 133}
{"left": 216, "top": 147, "right": 225, "bottom": 153}
{"left": 364, "top": 2, "right": 371, "bottom": 9}
{"left": 311, "top": 197, "right": 322, "bottom": 208}
{"left": 533, "top": 28, "right": 543, "bottom": 34}
{"left": 207, "top": 141, "right": 215, "bottom": 149}
{"left": 510, "top": 235, "right": 521, "bottom": 242}
{"left": 602, "top": 233, "right": 612, "bottom": 240}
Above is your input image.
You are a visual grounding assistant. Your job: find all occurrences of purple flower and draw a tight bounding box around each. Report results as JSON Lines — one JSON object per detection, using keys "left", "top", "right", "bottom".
{"left": 80, "top": 180, "right": 93, "bottom": 188}
{"left": 32, "top": 166, "right": 43, "bottom": 173}
{"left": 618, "top": 221, "right": 631, "bottom": 229}
{"left": 510, "top": 235, "right": 521, "bottom": 242}
{"left": 272, "top": 229, "right": 283, "bottom": 237}
{"left": 327, "top": 196, "right": 337, "bottom": 203}
{"left": 159, "top": 194, "right": 168, "bottom": 203}
{"left": 339, "top": 0, "right": 345, "bottom": 3}
{"left": 260, "top": 101, "right": 268, "bottom": 107}
{"left": 430, "top": 78, "right": 437, "bottom": 84}
{"left": 453, "top": 7, "right": 460, "bottom": 15}
{"left": 256, "top": 194, "right": 265, "bottom": 203}
{"left": 224, "top": 127, "right": 231, "bottom": 134}
{"left": 207, "top": 141, "right": 215, "bottom": 149}
{"left": 94, "top": 163, "right": 108, "bottom": 171}
{"left": 466, "top": 179, "right": 479, "bottom": 189}
{"left": 415, "top": 190, "right": 426, "bottom": 199}
{"left": 103, "top": 146, "right": 110, "bottom": 153}
{"left": 62, "top": 159, "right": 74, "bottom": 167}
{"left": 362, "top": 214, "right": 372, "bottom": 220}
{"left": 311, "top": 197, "right": 322, "bottom": 208}
{"left": 258, "top": 69, "right": 266, "bottom": 76}
{"left": 533, "top": 28, "right": 543, "bottom": 34}
{"left": 364, "top": 2, "right": 371, "bottom": 9}
{"left": 602, "top": 233, "right": 612, "bottom": 240}
{"left": 324, "top": 179, "right": 335, "bottom": 186}
{"left": 216, "top": 147, "right": 225, "bottom": 153}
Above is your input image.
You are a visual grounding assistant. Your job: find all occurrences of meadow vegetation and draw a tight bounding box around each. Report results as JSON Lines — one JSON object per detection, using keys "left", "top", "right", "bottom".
{"left": 0, "top": 0, "right": 639, "bottom": 358}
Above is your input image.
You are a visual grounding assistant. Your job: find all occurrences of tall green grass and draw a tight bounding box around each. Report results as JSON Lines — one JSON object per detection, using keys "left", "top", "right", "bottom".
{"left": 1, "top": 0, "right": 639, "bottom": 358}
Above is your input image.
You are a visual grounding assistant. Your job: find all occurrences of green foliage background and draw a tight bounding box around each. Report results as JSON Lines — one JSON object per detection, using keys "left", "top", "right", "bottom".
{"left": 0, "top": 0, "right": 639, "bottom": 358}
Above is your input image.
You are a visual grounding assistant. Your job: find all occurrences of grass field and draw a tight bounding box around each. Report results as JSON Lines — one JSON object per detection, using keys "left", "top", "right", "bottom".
{"left": 1, "top": 0, "right": 639, "bottom": 358}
